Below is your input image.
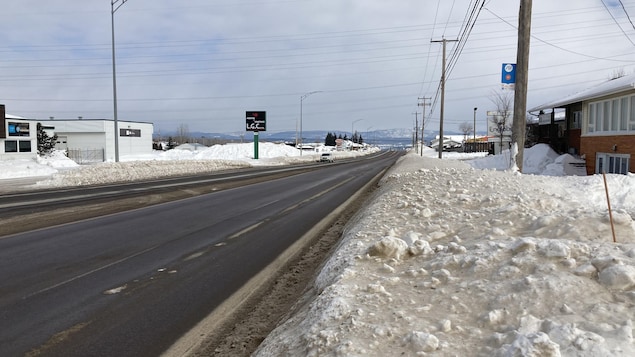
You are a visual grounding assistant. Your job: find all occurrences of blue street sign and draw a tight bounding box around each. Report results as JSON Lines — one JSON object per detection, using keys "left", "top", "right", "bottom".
{"left": 501, "top": 63, "right": 516, "bottom": 84}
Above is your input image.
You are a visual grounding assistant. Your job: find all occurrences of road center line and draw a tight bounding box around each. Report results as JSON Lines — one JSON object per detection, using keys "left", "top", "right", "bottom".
{"left": 22, "top": 244, "right": 162, "bottom": 300}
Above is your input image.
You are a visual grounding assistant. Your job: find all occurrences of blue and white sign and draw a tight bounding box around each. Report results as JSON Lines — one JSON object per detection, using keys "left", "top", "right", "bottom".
{"left": 501, "top": 63, "right": 516, "bottom": 90}
{"left": 501, "top": 63, "right": 516, "bottom": 84}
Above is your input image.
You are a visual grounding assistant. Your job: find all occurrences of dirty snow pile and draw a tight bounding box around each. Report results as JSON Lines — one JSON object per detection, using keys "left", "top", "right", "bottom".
{"left": 255, "top": 146, "right": 635, "bottom": 356}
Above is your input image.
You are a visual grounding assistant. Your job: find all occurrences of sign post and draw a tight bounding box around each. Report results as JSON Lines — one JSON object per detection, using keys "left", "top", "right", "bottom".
{"left": 253, "top": 131, "right": 259, "bottom": 159}
{"left": 246, "top": 111, "right": 266, "bottom": 159}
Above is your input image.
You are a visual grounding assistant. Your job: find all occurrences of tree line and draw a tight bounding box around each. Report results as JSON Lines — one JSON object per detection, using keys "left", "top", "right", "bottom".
{"left": 324, "top": 132, "right": 363, "bottom": 146}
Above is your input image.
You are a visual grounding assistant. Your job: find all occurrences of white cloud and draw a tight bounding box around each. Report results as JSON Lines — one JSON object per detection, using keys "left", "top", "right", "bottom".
{"left": 1, "top": 1, "right": 634, "bottom": 135}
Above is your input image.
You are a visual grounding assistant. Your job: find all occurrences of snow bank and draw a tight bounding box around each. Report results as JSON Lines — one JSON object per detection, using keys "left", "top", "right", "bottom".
{"left": 468, "top": 144, "right": 587, "bottom": 176}
{"left": 254, "top": 152, "right": 635, "bottom": 357}
{"left": 0, "top": 150, "right": 77, "bottom": 179}
{"left": 7, "top": 143, "right": 379, "bottom": 187}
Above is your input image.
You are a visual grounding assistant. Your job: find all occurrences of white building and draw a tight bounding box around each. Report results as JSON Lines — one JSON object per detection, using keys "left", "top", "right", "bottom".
{"left": 0, "top": 107, "right": 38, "bottom": 160}
{"left": 430, "top": 135, "right": 463, "bottom": 151}
{"left": 1, "top": 104, "right": 154, "bottom": 163}
{"left": 39, "top": 119, "right": 154, "bottom": 163}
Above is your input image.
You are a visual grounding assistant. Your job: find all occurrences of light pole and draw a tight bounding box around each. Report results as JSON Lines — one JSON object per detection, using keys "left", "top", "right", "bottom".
{"left": 473, "top": 107, "right": 477, "bottom": 150}
{"left": 351, "top": 118, "right": 363, "bottom": 140}
{"left": 299, "top": 91, "right": 321, "bottom": 155}
{"left": 111, "top": 0, "right": 128, "bottom": 162}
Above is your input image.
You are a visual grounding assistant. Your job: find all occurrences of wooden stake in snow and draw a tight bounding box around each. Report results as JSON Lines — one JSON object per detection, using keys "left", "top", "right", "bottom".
{"left": 602, "top": 172, "right": 617, "bottom": 243}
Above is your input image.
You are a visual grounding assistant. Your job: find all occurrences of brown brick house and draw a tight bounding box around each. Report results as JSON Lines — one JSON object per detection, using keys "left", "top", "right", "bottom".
{"left": 529, "top": 73, "right": 635, "bottom": 175}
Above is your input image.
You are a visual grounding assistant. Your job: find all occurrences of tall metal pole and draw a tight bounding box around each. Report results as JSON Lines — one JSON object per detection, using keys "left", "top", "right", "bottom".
{"left": 299, "top": 91, "right": 321, "bottom": 156}
{"left": 473, "top": 107, "right": 478, "bottom": 145}
{"left": 352, "top": 119, "right": 363, "bottom": 140}
{"left": 431, "top": 37, "right": 458, "bottom": 159}
{"left": 299, "top": 96, "right": 303, "bottom": 154}
{"left": 512, "top": 0, "right": 532, "bottom": 171}
{"left": 111, "top": 0, "right": 128, "bottom": 163}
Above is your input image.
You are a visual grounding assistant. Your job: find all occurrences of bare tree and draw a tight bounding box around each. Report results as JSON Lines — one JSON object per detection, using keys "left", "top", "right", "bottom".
{"left": 459, "top": 122, "right": 474, "bottom": 142}
{"left": 175, "top": 123, "right": 190, "bottom": 144}
{"left": 609, "top": 68, "right": 627, "bottom": 80}
{"left": 489, "top": 90, "right": 514, "bottom": 154}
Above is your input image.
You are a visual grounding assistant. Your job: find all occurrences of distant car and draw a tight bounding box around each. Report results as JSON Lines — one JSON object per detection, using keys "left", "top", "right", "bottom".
{"left": 319, "top": 152, "right": 334, "bottom": 163}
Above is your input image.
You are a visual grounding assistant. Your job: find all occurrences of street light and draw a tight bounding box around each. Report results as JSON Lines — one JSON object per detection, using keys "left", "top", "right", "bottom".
{"left": 111, "top": 0, "right": 128, "bottom": 162}
{"left": 351, "top": 118, "right": 363, "bottom": 138}
{"left": 473, "top": 107, "right": 478, "bottom": 151}
{"left": 299, "top": 91, "right": 321, "bottom": 156}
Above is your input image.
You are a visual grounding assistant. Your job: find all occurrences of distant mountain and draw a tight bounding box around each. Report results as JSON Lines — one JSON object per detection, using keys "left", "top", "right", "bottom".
{"left": 158, "top": 128, "right": 469, "bottom": 146}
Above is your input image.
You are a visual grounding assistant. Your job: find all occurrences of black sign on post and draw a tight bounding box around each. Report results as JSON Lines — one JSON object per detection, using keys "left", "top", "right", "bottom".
{"left": 246, "top": 111, "right": 266, "bottom": 132}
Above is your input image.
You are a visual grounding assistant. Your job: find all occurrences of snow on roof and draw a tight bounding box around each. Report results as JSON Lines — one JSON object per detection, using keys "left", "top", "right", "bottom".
{"left": 529, "top": 72, "right": 635, "bottom": 113}
{"left": 6, "top": 114, "right": 25, "bottom": 119}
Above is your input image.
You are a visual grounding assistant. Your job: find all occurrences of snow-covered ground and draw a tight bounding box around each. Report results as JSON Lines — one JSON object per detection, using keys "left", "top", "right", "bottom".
{"left": 1, "top": 142, "right": 634, "bottom": 356}
{"left": 0, "top": 142, "right": 373, "bottom": 187}
{"left": 254, "top": 145, "right": 635, "bottom": 357}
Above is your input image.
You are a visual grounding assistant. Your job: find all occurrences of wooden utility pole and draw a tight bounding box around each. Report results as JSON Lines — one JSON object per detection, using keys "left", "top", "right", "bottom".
{"left": 512, "top": 0, "right": 532, "bottom": 171}
{"left": 418, "top": 97, "right": 431, "bottom": 156}
{"left": 412, "top": 112, "right": 420, "bottom": 151}
{"left": 431, "top": 37, "right": 458, "bottom": 159}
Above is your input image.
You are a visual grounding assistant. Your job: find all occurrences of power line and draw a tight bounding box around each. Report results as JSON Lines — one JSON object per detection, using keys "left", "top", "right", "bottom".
{"left": 485, "top": 7, "right": 635, "bottom": 58}
{"left": 599, "top": 0, "right": 635, "bottom": 46}
{"left": 428, "top": 0, "right": 486, "bottom": 118}
{"left": 617, "top": 0, "right": 635, "bottom": 31}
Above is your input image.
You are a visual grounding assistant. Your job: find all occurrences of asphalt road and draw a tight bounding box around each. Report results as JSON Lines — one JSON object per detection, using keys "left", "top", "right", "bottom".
{"left": 0, "top": 151, "right": 401, "bottom": 357}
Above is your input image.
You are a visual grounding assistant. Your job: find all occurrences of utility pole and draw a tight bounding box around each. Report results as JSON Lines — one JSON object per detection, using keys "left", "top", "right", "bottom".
{"left": 512, "top": 0, "right": 532, "bottom": 171}
{"left": 412, "top": 112, "right": 420, "bottom": 151}
{"left": 473, "top": 107, "right": 478, "bottom": 148}
{"left": 431, "top": 37, "right": 458, "bottom": 159}
{"left": 418, "top": 97, "right": 431, "bottom": 156}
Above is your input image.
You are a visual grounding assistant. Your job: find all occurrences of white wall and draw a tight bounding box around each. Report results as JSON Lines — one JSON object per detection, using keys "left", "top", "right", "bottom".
{"left": 117, "top": 122, "right": 153, "bottom": 159}
{"left": 0, "top": 119, "right": 38, "bottom": 160}
{"left": 41, "top": 120, "right": 153, "bottom": 162}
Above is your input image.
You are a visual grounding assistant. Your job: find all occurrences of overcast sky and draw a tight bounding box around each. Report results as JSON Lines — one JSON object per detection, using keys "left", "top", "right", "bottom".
{"left": 1, "top": 0, "right": 634, "bottom": 136}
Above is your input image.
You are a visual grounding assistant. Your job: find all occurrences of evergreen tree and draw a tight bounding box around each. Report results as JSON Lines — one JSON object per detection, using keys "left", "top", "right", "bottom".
{"left": 167, "top": 137, "right": 176, "bottom": 150}
{"left": 325, "top": 132, "right": 336, "bottom": 146}
{"left": 358, "top": 134, "right": 364, "bottom": 144}
{"left": 36, "top": 123, "right": 58, "bottom": 155}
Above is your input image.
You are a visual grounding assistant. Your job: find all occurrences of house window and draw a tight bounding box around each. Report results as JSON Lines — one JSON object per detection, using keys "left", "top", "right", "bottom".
{"left": 589, "top": 94, "right": 635, "bottom": 134}
{"left": 620, "top": 98, "right": 628, "bottom": 131}
{"left": 19, "top": 141, "right": 32, "bottom": 152}
{"left": 4, "top": 141, "right": 17, "bottom": 152}
{"left": 596, "top": 153, "right": 630, "bottom": 174}
{"left": 603, "top": 101, "right": 610, "bottom": 131}
{"left": 572, "top": 111, "right": 581, "bottom": 129}
{"left": 588, "top": 103, "right": 595, "bottom": 132}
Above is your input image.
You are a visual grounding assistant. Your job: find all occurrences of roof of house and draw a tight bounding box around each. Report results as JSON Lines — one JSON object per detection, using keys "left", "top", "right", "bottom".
{"left": 529, "top": 72, "right": 635, "bottom": 113}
